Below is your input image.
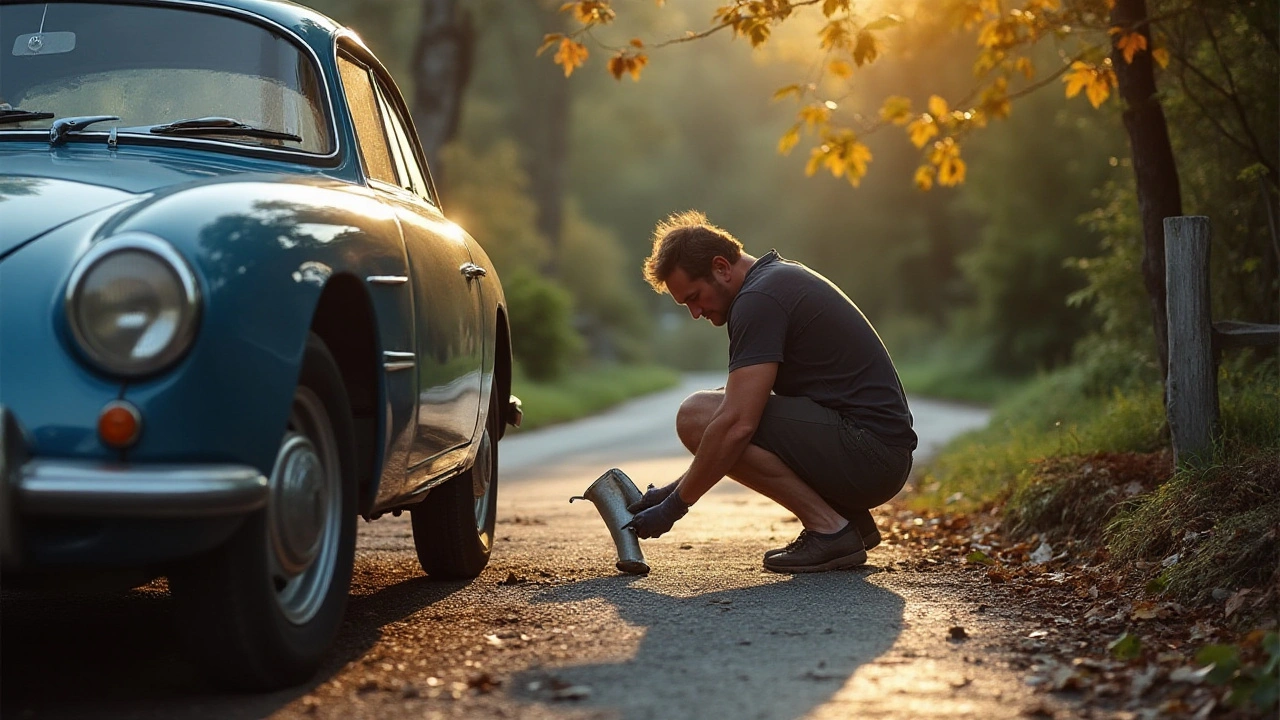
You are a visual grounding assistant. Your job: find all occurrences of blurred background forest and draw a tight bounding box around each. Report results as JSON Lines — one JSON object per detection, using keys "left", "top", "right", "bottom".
{"left": 306, "top": 0, "right": 1277, "bottom": 407}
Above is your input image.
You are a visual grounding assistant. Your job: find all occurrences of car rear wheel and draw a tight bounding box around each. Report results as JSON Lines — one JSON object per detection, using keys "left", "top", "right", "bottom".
{"left": 170, "top": 333, "right": 356, "bottom": 690}
{"left": 411, "top": 386, "right": 499, "bottom": 579}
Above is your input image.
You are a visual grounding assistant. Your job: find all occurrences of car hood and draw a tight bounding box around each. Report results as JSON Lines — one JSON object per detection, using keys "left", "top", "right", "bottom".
{"left": 0, "top": 177, "right": 140, "bottom": 258}
{"left": 0, "top": 147, "right": 338, "bottom": 258}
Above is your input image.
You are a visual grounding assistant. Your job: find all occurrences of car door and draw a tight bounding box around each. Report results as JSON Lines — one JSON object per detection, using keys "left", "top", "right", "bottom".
{"left": 359, "top": 66, "right": 485, "bottom": 480}
{"left": 335, "top": 54, "right": 419, "bottom": 504}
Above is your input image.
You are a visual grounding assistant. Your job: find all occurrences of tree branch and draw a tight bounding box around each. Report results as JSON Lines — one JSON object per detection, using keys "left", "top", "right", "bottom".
{"left": 1196, "top": 5, "right": 1276, "bottom": 182}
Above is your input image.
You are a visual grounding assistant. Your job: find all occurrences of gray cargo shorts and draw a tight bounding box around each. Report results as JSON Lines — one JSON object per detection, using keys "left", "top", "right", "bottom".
{"left": 749, "top": 394, "right": 912, "bottom": 520}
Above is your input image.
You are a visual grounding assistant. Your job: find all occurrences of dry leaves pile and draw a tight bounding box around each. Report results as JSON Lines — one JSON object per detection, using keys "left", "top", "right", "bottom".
{"left": 878, "top": 501, "right": 1278, "bottom": 719}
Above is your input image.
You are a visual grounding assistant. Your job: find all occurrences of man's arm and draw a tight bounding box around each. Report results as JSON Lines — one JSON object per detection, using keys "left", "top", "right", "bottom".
{"left": 675, "top": 362, "right": 778, "bottom": 504}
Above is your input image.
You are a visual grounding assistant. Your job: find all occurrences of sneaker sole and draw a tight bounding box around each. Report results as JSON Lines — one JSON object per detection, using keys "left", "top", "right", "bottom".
{"left": 764, "top": 529, "right": 880, "bottom": 560}
{"left": 763, "top": 549, "right": 869, "bottom": 573}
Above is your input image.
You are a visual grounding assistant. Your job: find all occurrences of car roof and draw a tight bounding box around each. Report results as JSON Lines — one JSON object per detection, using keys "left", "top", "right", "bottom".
{"left": 125, "top": 0, "right": 344, "bottom": 53}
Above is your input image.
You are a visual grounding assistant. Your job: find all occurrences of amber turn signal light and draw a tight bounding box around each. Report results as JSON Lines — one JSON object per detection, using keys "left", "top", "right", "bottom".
{"left": 98, "top": 400, "right": 142, "bottom": 449}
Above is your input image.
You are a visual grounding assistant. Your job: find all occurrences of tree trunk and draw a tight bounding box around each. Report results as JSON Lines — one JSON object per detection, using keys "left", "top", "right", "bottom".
{"left": 411, "top": 0, "right": 475, "bottom": 186}
{"left": 1111, "top": 0, "right": 1183, "bottom": 383}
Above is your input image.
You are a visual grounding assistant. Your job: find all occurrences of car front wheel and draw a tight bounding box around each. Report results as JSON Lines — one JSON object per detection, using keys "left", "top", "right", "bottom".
{"left": 410, "top": 386, "right": 499, "bottom": 579}
{"left": 170, "top": 333, "right": 357, "bottom": 690}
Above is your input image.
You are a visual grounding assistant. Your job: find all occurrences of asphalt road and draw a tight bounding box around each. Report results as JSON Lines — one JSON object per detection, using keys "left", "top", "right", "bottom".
{"left": 1, "top": 375, "right": 1073, "bottom": 720}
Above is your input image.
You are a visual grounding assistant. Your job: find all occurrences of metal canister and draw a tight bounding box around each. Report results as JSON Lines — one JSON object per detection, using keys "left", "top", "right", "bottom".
{"left": 570, "top": 468, "right": 649, "bottom": 575}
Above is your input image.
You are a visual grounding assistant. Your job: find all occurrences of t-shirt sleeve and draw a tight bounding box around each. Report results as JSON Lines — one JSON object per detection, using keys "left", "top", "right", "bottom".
{"left": 728, "top": 291, "right": 788, "bottom": 371}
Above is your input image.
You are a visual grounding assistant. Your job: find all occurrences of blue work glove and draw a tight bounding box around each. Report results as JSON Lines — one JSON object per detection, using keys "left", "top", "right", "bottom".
{"left": 623, "top": 491, "right": 689, "bottom": 539}
{"left": 627, "top": 481, "right": 678, "bottom": 514}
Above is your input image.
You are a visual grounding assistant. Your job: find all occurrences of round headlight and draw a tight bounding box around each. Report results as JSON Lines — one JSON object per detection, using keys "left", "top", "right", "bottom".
{"left": 65, "top": 233, "right": 201, "bottom": 377}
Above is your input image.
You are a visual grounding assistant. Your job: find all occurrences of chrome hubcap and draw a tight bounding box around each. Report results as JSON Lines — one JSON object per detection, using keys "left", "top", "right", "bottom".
{"left": 267, "top": 387, "right": 341, "bottom": 625}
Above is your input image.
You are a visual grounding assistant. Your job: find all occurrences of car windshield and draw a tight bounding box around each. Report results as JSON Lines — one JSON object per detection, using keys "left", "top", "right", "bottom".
{"left": 0, "top": 2, "right": 331, "bottom": 154}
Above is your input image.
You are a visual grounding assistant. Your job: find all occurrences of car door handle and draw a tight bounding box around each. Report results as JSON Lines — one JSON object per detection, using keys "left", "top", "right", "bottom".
{"left": 460, "top": 262, "right": 487, "bottom": 280}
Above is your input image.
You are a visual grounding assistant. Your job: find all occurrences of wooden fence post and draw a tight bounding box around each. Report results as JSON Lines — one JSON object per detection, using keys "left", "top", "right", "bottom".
{"left": 1164, "top": 216, "right": 1218, "bottom": 465}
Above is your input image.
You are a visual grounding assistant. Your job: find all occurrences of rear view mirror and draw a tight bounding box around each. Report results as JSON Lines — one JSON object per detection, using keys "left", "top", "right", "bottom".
{"left": 12, "top": 31, "right": 76, "bottom": 56}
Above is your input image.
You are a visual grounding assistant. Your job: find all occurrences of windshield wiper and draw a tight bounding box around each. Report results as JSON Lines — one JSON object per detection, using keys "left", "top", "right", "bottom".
{"left": 0, "top": 108, "right": 55, "bottom": 124}
{"left": 149, "top": 117, "right": 301, "bottom": 142}
{"left": 49, "top": 115, "right": 120, "bottom": 146}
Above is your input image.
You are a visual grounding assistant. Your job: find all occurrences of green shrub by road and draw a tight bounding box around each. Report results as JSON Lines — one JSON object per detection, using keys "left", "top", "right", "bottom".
{"left": 510, "top": 364, "right": 680, "bottom": 432}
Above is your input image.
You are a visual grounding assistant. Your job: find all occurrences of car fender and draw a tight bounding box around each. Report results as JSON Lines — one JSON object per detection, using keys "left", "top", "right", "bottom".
{"left": 101, "top": 177, "right": 409, "bottom": 478}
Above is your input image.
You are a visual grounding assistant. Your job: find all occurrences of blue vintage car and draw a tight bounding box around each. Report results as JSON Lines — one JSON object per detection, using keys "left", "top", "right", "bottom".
{"left": 0, "top": 0, "right": 522, "bottom": 689}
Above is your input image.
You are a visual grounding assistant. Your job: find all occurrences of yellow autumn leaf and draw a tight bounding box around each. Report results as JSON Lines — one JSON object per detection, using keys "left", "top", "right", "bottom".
{"left": 1117, "top": 31, "right": 1147, "bottom": 63}
{"left": 928, "top": 136, "right": 959, "bottom": 165}
{"left": 1063, "top": 61, "right": 1093, "bottom": 99}
{"left": 773, "top": 84, "right": 804, "bottom": 101}
{"left": 537, "top": 33, "right": 564, "bottom": 56}
{"left": 823, "top": 151, "right": 847, "bottom": 178}
{"left": 553, "top": 38, "right": 589, "bottom": 77}
{"left": 914, "top": 165, "right": 935, "bottom": 191}
{"left": 956, "top": 1, "right": 984, "bottom": 29}
{"left": 938, "top": 155, "right": 967, "bottom": 186}
{"left": 880, "top": 95, "right": 913, "bottom": 125}
{"left": 1152, "top": 47, "right": 1170, "bottom": 69}
{"left": 820, "top": 20, "right": 850, "bottom": 50}
{"left": 798, "top": 103, "right": 831, "bottom": 129}
{"left": 828, "top": 59, "right": 854, "bottom": 78}
{"left": 822, "top": 0, "right": 849, "bottom": 16}
{"left": 907, "top": 116, "right": 938, "bottom": 148}
{"left": 805, "top": 146, "right": 826, "bottom": 176}
{"left": 1014, "top": 56, "right": 1035, "bottom": 79}
{"left": 845, "top": 141, "right": 872, "bottom": 186}
{"left": 980, "top": 77, "right": 1011, "bottom": 119}
{"left": 630, "top": 38, "right": 645, "bottom": 48}
{"left": 564, "top": 0, "right": 615, "bottom": 25}
{"left": 928, "top": 95, "right": 949, "bottom": 118}
{"left": 777, "top": 124, "right": 801, "bottom": 155}
{"left": 853, "top": 30, "right": 879, "bottom": 66}
{"left": 1085, "top": 66, "right": 1115, "bottom": 108}
{"left": 626, "top": 54, "right": 648, "bottom": 80}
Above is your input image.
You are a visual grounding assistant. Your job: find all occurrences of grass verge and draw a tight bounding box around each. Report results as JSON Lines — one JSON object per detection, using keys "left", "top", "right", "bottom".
{"left": 896, "top": 357, "right": 1023, "bottom": 405}
{"left": 510, "top": 363, "right": 680, "bottom": 432}
{"left": 914, "top": 353, "right": 1278, "bottom": 610}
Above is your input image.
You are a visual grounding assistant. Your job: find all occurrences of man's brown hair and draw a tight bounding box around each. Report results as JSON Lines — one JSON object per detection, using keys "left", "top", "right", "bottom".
{"left": 642, "top": 210, "right": 744, "bottom": 293}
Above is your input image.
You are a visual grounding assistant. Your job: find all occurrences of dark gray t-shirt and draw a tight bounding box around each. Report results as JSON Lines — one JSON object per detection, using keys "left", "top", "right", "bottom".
{"left": 727, "top": 251, "right": 917, "bottom": 450}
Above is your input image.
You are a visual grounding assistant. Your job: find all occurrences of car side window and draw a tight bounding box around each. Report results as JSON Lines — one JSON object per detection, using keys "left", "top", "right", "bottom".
{"left": 337, "top": 56, "right": 396, "bottom": 185}
{"left": 373, "top": 80, "right": 434, "bottom": 205}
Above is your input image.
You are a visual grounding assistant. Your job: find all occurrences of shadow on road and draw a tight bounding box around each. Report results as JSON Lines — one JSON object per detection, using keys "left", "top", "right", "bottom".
{"left": 510, "top": 568, "right": 905, "bottom": 720}
{"left": 0, "top": 569, "right": 471, "bottom": 719}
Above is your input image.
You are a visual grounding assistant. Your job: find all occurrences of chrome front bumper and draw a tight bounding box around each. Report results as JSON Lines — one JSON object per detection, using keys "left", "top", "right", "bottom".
{"left": 18, "top": 461, "right": 268, "bottom": 517}
{"left": 1, "top": 405, "right": 267, "bottom": 567}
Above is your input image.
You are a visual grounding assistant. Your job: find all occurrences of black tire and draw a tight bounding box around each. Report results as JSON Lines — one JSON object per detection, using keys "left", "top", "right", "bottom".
{"left": 411, "top": 387, "right": 499, "bottom": 579}
{"left": 170, "top": 333, "right": 357, "bottom": 690}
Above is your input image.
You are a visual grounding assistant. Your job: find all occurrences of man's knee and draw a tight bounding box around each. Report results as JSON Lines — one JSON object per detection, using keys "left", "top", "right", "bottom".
{"left": 676, "top": 390, "right": 721, "bottom": 452}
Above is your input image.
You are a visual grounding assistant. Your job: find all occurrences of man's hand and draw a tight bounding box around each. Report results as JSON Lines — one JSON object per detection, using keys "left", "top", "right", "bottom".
{"left": 623, "top": 491, "right": 689, "bottom": 539}
{"left": 627, "top": 481, "right": 677, "bottom": 514}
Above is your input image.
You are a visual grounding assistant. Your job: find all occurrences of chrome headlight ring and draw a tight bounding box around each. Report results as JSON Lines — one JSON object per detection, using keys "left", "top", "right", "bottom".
{"left": 64, "top": 232, "right": 202, "bottom": 378}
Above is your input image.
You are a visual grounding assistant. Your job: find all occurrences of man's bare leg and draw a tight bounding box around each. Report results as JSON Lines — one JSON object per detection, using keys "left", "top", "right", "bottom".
{"left": 676, "top": 391, "right": 847, "bottom": 534}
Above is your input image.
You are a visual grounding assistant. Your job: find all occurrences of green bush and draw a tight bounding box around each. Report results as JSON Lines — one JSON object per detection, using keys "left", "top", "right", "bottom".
{"left": 505, "top": 270, "right": 584, "bottom": 381}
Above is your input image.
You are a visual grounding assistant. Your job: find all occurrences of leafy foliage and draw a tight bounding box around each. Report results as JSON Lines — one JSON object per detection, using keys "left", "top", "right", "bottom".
{"left": 504, "top": 269, "right": 584, "bottom": 381}
{"left": 545, "top": 0, "right": 1190, "bottom": 190}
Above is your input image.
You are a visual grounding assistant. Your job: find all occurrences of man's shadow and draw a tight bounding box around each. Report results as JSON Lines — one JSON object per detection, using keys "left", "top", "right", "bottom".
{"left": 511, "top": 568, "right": 905, "bottom": 720}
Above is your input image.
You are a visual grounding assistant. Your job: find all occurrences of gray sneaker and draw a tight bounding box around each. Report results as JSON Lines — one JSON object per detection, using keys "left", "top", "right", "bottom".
{"left": 764, "top": 525, "right": 880, "bottom": 559}
{"left": 763, "top": 527, "right": 868, "bottom": 573}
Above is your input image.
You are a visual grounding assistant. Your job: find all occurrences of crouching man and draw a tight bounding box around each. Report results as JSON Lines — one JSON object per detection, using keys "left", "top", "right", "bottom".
{"left": 624, "top": 211, "right": 917, "bottom": 572}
